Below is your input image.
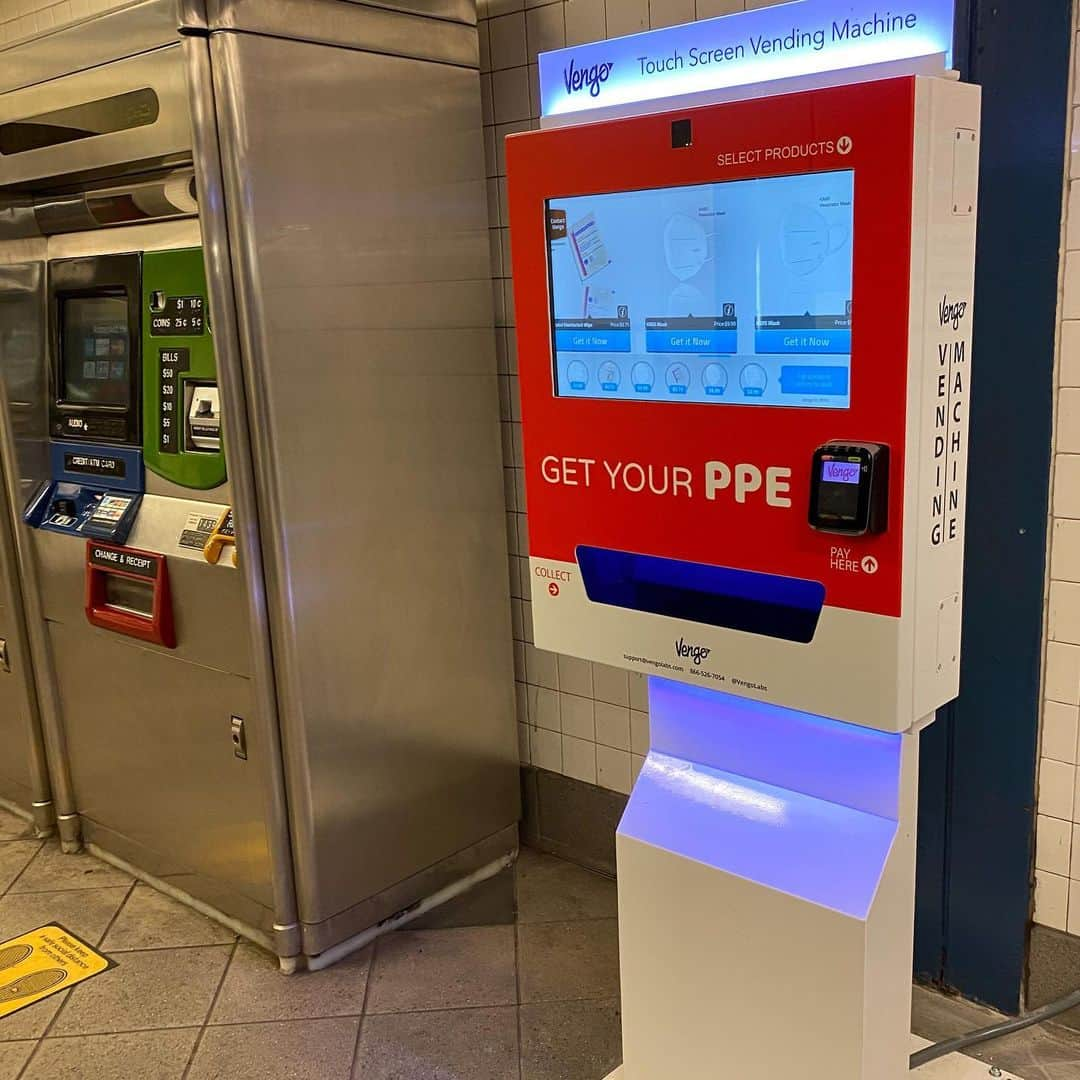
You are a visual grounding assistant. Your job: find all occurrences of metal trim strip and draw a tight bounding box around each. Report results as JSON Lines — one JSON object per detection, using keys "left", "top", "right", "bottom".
{"left": 201, "top": 0, "right": 479, "bottom": 69}
{"left": 0, "top": 0, "right": 178, "bottom": 96}
{"left": 0, "top": 45, "right": 192, "bottom": 191}
{"left": 300, "top": 825, "right": 520, "bottom": 956}
{"left": 205, "top": 0, "right": 475, "bottom": 30}
{"left": 0, "top": 409, "right": 52, "bottom": 833}
{"left": 0, "top": 260, "right": 73, "bottom": 841}
{"left": 180, "top": 32, "right": 302, "bottom": 960}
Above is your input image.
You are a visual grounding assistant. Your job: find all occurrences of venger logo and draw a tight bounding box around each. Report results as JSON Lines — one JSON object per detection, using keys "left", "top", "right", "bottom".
{"left": 675, "top": 638, "right": 712, "bottom": 666}
{"left": 563, "top": 57, "right": 613, "bottom": 98}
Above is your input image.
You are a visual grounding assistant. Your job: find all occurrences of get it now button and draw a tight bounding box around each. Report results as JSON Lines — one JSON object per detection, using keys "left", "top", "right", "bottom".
{"left": 554, "top": 329, "right": 631, "bottom": 352}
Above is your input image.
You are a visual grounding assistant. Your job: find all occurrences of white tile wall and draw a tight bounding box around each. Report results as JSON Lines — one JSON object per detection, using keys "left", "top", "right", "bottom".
{"left": 483, "top": 0, "right": 777, "bottom": 793}
{"left": 1036, "top": 26, "right": 1080, "bottom": 935}
{"left": 0, "top": 0, "right": 129, "bottom": 44}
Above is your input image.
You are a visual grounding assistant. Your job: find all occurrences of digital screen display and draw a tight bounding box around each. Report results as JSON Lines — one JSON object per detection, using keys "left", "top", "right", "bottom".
{"left": 61, "top": 296, "right": 130, "bottom": 407}
{"left": 821, "top": 459, "right": 861, "bottom": 484}
{"left": 817, "top": 458, "right": 861, "bottom": 519}
{"left": 547, "top": 170, "right": 853, "bottom": 409}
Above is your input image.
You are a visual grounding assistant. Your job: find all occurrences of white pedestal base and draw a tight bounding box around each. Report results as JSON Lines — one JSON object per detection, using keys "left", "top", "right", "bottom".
{"left": 605, "top": 1039, "right": 1025, "bottom": 1079}
{"left": 616, "top": 686, "right": 922, "bottom": 1080}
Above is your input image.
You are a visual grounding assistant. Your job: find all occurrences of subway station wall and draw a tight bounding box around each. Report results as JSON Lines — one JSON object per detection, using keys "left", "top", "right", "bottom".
{"left": 1034, "top": 10, "right": 1080, "bottom": 941}
{"left": 0, "top": 0, "right": 128, "bottom": 43}
{"left": 481, "top": 0, "right": 786, "bottom": 797}
{"left": 6, "top": 0, "right": 1066, "bottom": 944}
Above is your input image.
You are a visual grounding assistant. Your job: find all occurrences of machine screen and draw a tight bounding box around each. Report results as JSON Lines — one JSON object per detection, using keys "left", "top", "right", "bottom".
{"left": 61, "top": 296, "right": 131, "bottom": 407}
{"left": 821, "top": 459, "right": 860, "bottom": 484}
{"left": 547, "top": 170, "right": 853, "bottom": 408}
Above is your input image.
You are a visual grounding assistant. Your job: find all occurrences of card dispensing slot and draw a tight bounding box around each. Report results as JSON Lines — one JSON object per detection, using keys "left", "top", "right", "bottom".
{"left": 576, "top": 546, "right": 825, "bottom": 643}
{"left": 85, "top": 541, "right": 175, "bottom": 648}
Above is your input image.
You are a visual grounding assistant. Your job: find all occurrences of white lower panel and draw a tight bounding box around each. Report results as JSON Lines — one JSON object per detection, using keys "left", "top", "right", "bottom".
{"left": 530, "top": 556, "right": 909, "bottom": 732}
{"left": 616, "top": 741, "right": 919, "bottom": 1079}
{"left": 605, "top": 1042, "right": 1025, "bottom": 1079}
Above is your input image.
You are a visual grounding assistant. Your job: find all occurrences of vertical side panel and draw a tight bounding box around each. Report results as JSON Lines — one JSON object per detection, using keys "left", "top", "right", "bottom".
{"left": 0, "top": 260, "right": 54, "bottom": 828}
{"left": 181, "top": 30, "right": 302, "bottom": 959}
{"left": 910, "top": 79, "right": 980, "bottom": 721}
{"left": 209, "top": 31, "right": 518, "bottom": 931}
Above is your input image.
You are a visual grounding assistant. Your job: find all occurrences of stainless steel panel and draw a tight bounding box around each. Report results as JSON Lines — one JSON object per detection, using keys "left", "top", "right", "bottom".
{"left": 303, "top": 824, "right": 517, "bottom": 955}
{"left": 0, "top": 1, "right": 178, "bottom": 96}
{"left": 0, "top": 262, "right": 47, "bottom": 497}
{"left": 212, "top": 31, "right": 517, "bottom": 929}
{"left": 33, "top": 529, "right": 253, "bottom": 677}
{"left": 202, "top": 0, "right": 479, "bottom": 69}
{"left": 0, "top": 258, "right": 53, "bottom": 829}
{"left": 359, "top": 0, "right": 475, "bottom": 22}
{"left": 183, "top": 0, "right": 476, "bottom": 27}
{"left": 125, "top": 493, "right": 231, "bottom": 562}
{"left": 0, "top": 596, "right": 34, "bottom": 807}
{"left": 49, "top": 619, "right": 274, "bottom": 912}
{"left": 144, "top": 470, "right": 230, "bottom": 503}
{"left": 182, "top": 30, "right": 302, "bottom": 956}
{"left": 0, "top": 46, "right": 191, "bottom": 188}
{"left": 46, "top": 218, "right": 202, "bottom": 260}
{"left": 82, "top": 820, "right": 275, "bottom": 938}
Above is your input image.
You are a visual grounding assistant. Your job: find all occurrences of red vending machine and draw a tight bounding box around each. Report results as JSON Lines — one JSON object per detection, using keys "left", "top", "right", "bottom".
{"left": 508, "top": 29, "right": 979, "bottom": 1078}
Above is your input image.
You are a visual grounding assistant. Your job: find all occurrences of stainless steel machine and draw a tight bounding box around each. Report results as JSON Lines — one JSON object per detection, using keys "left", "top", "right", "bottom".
{"left": 0, "top": 0, "right": 518, "bottom": 968}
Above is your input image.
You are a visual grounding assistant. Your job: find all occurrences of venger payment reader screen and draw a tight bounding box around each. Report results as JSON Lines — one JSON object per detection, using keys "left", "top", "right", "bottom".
{"left": 546, "top": 169, "right": 854, "bottom": 409}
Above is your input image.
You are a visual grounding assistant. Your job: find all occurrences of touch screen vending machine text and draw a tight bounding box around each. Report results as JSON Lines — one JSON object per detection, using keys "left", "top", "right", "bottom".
{"left": 506, "top": 2, "right": 978, "bottom": 1075}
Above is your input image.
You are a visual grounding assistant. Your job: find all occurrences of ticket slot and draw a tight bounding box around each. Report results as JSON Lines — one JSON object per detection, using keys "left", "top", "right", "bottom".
{"left": 85, "top": 542, "right": 175, "bottom": 648}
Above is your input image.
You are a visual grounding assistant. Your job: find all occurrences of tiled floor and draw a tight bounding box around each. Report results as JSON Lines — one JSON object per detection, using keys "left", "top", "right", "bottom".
{"left": 911, "top": 984, "right": 1080, "bottom": 1080}
{"left": 0, "top": 803, "right": 1078, "bottom": 1079}
{"left": 0, "top": 807, "right": 621, "bottom": 1079}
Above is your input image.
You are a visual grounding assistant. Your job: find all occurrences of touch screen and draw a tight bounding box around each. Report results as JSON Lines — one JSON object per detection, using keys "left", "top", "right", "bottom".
{"left": 547, "top": 170, "right": 853, "bottom": 409}
{"left": 61, "top": 296, "right": 131, "bottom": 407}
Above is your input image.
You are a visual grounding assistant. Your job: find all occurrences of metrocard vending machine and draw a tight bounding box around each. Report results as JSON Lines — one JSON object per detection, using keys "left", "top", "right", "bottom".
{"left": 508, "top": 73, "right": 978, "bottom": 1079}
{"left": 0, "top": 0, "right": 519, "bottom": 969}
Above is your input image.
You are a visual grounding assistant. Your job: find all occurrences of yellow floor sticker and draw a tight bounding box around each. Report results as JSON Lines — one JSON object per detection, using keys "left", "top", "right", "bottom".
{"left": 0, "top": 924, "right": 113, "bottom": 1019}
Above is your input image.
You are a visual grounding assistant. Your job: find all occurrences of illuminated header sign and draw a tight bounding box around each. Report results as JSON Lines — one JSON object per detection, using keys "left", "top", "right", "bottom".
{"left": 539, "top": 0, "right": 954, "bottom": 119}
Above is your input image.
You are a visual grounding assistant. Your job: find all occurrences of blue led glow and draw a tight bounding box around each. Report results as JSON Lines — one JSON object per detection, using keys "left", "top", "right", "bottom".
{"left": 576, "top": 545, "right": 825, "bottom": 643}
{"left": 617, "top": 679, "right": 907, "bottom": 918}
{"left": 646, "top": 677, "right": 903, "bottom": 819}
{"left": 539, "top": 0, "right": 954, "bottom": 119}
{"left": 620, "top": 751, "right": 897, "bottom": 918}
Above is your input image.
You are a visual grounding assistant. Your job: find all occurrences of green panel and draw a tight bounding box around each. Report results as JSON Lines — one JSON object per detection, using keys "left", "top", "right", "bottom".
{"left": 142, "top": 248, "right": 226, "bottom": 490}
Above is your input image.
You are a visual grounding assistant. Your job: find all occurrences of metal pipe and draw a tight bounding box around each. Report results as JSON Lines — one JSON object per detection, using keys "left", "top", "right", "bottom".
{"left": 0, "top": 268, "right": 77, "bottom": 847}
{"left": 910, "top": 989, "right": 1080, "bottom": 1069}
{"left": 206, "top": 26, "right": 320, "bottom": 934}
{"left": 179, "top": 26, "right": 302, "bottom": 961}
{"left": 0, "top": 440, "right": 52, "bottom": 834}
